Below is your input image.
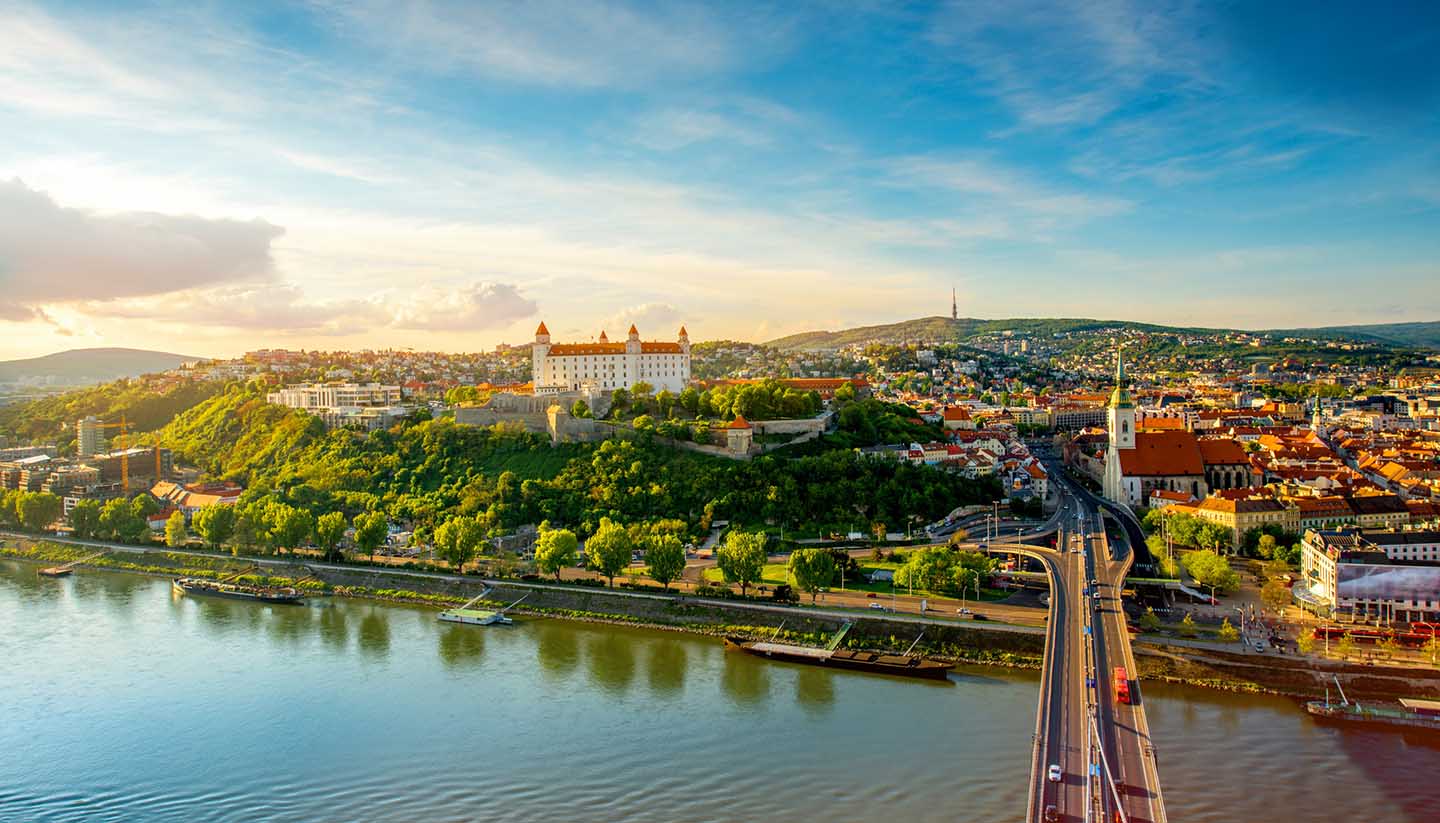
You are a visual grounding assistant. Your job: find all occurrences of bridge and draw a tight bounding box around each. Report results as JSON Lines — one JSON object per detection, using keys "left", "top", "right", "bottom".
{"left": 1014, "top": 467, "right": 1168, "bottom": 823}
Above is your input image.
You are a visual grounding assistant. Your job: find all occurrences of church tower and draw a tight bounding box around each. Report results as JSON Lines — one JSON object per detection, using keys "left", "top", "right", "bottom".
{"left": 1103, "top": 345, "right": 1135, "bottom": 503}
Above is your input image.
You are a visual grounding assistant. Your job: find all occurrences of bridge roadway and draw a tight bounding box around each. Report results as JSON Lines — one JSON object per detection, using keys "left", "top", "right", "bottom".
{"left": 1022, "top": 475, "right": 1167, "bottom": 823}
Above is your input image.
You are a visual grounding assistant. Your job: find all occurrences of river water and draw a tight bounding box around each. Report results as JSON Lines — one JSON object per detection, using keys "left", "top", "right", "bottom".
{"left": 2, "top": 561, "right": 1438, "bottom": 822}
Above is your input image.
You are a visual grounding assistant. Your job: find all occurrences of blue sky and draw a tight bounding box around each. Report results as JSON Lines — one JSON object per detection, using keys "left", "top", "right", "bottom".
{"left": 1, "top": 0, "right": 1437, "bottom": 358}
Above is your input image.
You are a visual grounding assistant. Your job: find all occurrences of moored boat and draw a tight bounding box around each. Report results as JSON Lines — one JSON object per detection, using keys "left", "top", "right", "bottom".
{"left": 172, "top": 576, "right": 304, "bottom": 604}
{"left": 438, "top": 589, "right": 530, "bottom": 626}
{"left": 38, "top": 566, "right": 73, "bottom": 577}
{"left": 724, "top": 622, "right": 952, "bottom": 681}
{"left": 1305, "top": 676, "right": 1440, "bottom": 733}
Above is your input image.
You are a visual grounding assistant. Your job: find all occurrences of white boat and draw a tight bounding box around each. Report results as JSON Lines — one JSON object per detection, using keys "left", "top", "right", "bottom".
{"left": 438, "top": 589, "right": 530, "bottom": 626}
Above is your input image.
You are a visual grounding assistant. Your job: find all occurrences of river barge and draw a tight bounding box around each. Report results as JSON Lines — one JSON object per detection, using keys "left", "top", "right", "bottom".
{"left": 438, "top": 589, "right": 530, "bottom": 626}
{"left": 1305, "top": 676, "right": 1440, "bottom": 733}
{"left": 172, "top": 576, "right": 304, "bottom": 604}
{"left": 724, "top": 622, "right": 952, "bottom": 681}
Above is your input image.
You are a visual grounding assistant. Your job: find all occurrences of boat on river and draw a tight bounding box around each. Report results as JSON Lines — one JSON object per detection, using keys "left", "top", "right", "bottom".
{"left": 439, "top": 589, "right": 530, "bottom": 626}
{"left": 1305, "top": 676, "right": 1440, "bottom": 732}
{"left": 724, "top": 622, "right": 952, "bottom": 681}
{"left": 172, "top": 568, "right": 304, "bottom": 605}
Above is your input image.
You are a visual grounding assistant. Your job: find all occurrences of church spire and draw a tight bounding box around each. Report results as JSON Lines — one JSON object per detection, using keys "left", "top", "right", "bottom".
{"left": 1109, "top": 344, "right": 1133, "bottom": 409}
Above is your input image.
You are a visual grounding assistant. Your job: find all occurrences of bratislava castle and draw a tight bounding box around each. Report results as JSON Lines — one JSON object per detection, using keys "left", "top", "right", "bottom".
{"left": 532, "top": 322, "right": 691, "bottom": 395}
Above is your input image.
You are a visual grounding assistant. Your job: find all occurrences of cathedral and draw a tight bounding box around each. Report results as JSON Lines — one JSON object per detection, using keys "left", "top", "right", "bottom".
{"left": 531, "top": 322, "right": 691, "bottom": 395}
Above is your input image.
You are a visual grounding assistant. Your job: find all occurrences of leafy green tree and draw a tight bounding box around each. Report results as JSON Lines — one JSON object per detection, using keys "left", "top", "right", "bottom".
{"left": 645, "top": 533, "right": 686, "bottom": 591}
{"left": 533, "top": 522, "right": 579, "bottom": 581}
{"left": 192, "top": 505, "right": 236, "bottom": 549}
{"left": 434, "top": 515, "right": 484, "bottom": 572}
{"left": 130, "top": 494, "right": 160, "bottom": 521}
{"left": 271, "top": 505, "right": 315, "bottom": 551}
{"left": 0, "top": 490, "right": 19, "bottom": 528}
{"left": 1261, "top": 580, "right": 1291, "bottom": 614}
{"left": 609, "top": 388, "right": 630, "bottom": 417}
{"left": 570, "top": 399, "right": 591, "bottom": 419}
{"left": 1297, "top": 632, "right": 1315, "bottom": 655}
{"left": 99, "top": 497, "right": 146, "bottom": 542}
{"left": 1180, "top": 613, "right": 1198, "bottom": 638}
{"left": 315, "top": 511, "right": 347, "bottom": 561}
{"left": 17, "top": 491, "right": 62, "bottom": 532}
{"left": 69, "top": 498, "right": 102, "bottom": 538}
{"left": 585, "top": 517, "right": 633, "bottom": 587}
{"left": 1183, "top": 550, "right": 1240, "bottom": 596}
{"left": 1256, "top": 533, "right": 1277, "bottom": 560}
{"left": 678, "top": 386, "right": 700, "bottom": 415}
{"left": 717, "top": 529, "right": 767, "bottom": 596}
{"left": 655, "top": 389, "right": 676, "bottom": 418}
{"left": 1218, "top": 618, "right": 1239, "bottom": 643}
{"left": 788, "top": 548, "right": 836, "bottom": 603}
{"left": 1139, "top": 606, "right": 1161, "bottom": 632}
{"left": 1336, "top": 632, "right": 1356, "bottom": 660}
{"left": 352, "top": 511, "right": 388, "bottom": 560}
{"left": 632, "top": 414, "right": 656, "bottom": 434}
{"left": 164, "top": 510, "right": 187, "bottom": 547}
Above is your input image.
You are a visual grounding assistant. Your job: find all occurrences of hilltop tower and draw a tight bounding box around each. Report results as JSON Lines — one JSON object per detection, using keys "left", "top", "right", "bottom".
{"left": 951, "top": 288, "right": 958, "bottom": 321}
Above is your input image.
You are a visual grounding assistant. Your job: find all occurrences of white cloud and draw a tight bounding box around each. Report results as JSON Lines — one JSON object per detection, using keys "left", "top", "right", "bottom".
{"left": 389, "top": 282, "right": 538, "bottom": 331}
{"left": 0, "top": 179, "right": 283, "bottom": 319}
{"left": 599, "top": 303, "right": 686, "bottom": 336}
{"left": 628, "top": 108, "right": 772, "bottom": 151}
{"left": 884, "top": 156, "right": 1132, "bottom": 221}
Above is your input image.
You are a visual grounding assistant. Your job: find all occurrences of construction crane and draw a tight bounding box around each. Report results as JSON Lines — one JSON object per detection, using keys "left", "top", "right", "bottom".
{"left": 88, "top": 416, "right": 165, "bottom": 492}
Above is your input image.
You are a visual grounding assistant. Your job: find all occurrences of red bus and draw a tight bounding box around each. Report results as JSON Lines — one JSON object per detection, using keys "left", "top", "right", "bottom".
{"left": 1113, "top": 667, "right": 1131, "bottom": 705}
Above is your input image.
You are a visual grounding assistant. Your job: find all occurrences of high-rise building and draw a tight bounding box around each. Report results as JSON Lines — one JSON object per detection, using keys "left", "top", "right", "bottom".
{"left": 77, "top": 416, "right": 103, "bottom": 458}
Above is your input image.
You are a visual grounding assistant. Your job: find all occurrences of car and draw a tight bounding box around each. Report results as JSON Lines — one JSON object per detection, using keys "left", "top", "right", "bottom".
{"left": 1043, "top": 804, "right": 1059, "bottom": 822}
{"left": 1253, "top": 641, "right": 1266, "bottom": 652}
{"left": 866, "top": 592, "right": 878, "bottom": 598}
{"left": 957, "top": 607, "right": 973, "bottom": 615}
{"left": 1047, "top": 764, "right": 1062, "bottom": 783}
{"left": 869, "top": 602, "right": 884, "bottom": 610}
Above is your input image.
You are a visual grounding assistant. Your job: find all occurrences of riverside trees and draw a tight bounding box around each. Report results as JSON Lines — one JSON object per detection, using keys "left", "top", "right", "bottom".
{"left": 533, "top": 523, "right": 579, "bottom": 581}
{"left": 716, "top": 529, "right": 766, "bottom": 596}
{"left": 584, "top": 517, "right": 632, "bottom": 588}
{"left": 644, "top": 534, "right": 686, "bottom": 591}
{"left": 787, "top": 548, "right": 835, "bottom": 603}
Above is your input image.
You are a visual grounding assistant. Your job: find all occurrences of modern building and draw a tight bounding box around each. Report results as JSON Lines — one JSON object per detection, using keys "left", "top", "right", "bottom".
{"left": 532, "top": 322, "right": 691, "bottom": 395}
{"left": 1300, "top": 528, "right": 1440, "bottom": 622}
{"left": 76, "top": 416, "right": 103, "bottom": 458}
{"left": 267, "top": 383, "right": 403, "bottom": 410}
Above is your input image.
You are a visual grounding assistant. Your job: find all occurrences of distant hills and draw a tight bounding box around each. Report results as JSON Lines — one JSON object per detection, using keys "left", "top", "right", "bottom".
{"left": 764, "top": 316, "right": 1440, "bottom": 352}
{"left": 0, "top": 348, "right": 203, "bottom": 384}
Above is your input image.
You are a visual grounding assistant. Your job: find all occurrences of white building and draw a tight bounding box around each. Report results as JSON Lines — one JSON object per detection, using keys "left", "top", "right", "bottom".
{"left": 1300, "top": 529, "right": 1440, "bottom": 622}
{"left": 531, "top": 322, "right": 691, "bottom": 395}
{"left": 267, "top": 382, "right": 403, "bottom": 410}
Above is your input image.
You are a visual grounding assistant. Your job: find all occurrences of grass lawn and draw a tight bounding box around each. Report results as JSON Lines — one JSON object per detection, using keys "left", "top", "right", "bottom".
{"left": 701, "top": 562, "right": 1010, "bottom": 601}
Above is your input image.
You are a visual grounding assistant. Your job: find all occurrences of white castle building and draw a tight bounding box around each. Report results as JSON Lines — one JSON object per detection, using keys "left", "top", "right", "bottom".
{"left": 531, "top": 322, "right": 691, "bottom": 395}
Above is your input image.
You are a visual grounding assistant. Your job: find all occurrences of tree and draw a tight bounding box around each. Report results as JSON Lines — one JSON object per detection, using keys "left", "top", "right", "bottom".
{"left": 1256, "top": 533, "right": 1277, "bottom": 560}
{"left": 352, "top": 511, "right": 388, "bottom": 560}
{"left": 99, "top": 497, "right": 146, "bottom": 542}
{"left": 271, "top": 505, "right": 314, "bottom": 551}
{"left": 192, "top": 505, "right": 236, "bottom": 549}
{"left": 678, "top": 386, "right": 700, "bottom": 415}
{"left": 534, "top": 522, "right": 579, "bottom": 581}
{"left": 164, "top": 511, "right": 188, "bottom": 547}
{"left": 1261, "top": 580, "right": 1291, "bottom": 614}
{"left": 609, "top": 388, "right": 631, "bottom": 417}
{"left": 434, "top": 515, "right": 484, "bottom": 572}
{"left": 645, "top": 533, "right": 686, "bottom": 591}
{"left": 315, "top": 511, "right": 347, "bottom": 561}
{"left": 69, "top": 498, "right": 102, "bottom": 538}
{"left": 1336, "top": 632, "right": 1356, "bottom": 660}
{"left": 632, "top": 414, "right": 656, "bottom": 435}
{"left": 1139, "top": 606, "right": 1161, "bottom": 632}
{"left": 130, "top": 494, "right": 160, "bottom": 521}
{"left": 1218, "top": 617, "right": 1239, "bottom": 643}
{"left": 585, "top": 517, "right": 632, "bottom": 587}
{"left": 1183, "top": 550, "right": 1240, "bottom": 596}
{"left": 16, "top": 491, "right": 62, "bottom": 532}
{"left": 1426, "top": 634, "right": 1440, "bottom": 665}
{"left": 716, "top": 529, "right": 767, "bottom": 596}
{"left": 1297, "top": 631, "right": 1315, "bottom": 656}
{"left": 1179, "top": 613, "right": 1198, "bottom": 637}
{"left": 788, "top": 548, "right": 836, "bottom": 604}
{"left": 570, "top": 399, "right": 591, "bottom": 419}
{"left": 946, "top": 528, "right": 970, "bottom": 547}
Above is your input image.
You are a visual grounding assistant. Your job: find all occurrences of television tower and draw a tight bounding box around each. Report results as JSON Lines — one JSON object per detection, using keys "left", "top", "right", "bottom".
{"left": 951, "top": 288, "right": 957, "bottom": 320}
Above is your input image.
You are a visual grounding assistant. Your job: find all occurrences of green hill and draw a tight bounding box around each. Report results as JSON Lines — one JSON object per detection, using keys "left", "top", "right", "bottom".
{"left": 0, "top": 347, "right": 203, "bottom": 384}
{"left": 1264, "top": 321, "right": 1440, "bottom": 350}
{"left": 764, "top": 316, "right": 1197, "bottom": 351}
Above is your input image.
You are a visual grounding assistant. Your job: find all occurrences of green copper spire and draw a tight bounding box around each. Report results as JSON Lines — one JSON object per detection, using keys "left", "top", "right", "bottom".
{"left": 1109, "top": 346, "right": 1133, "bottom": 409}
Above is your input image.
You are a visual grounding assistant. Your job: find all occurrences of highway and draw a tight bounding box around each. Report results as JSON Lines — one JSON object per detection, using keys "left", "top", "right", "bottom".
{"left": 1025, "top": 451, "right": 1167, "bottom": 823}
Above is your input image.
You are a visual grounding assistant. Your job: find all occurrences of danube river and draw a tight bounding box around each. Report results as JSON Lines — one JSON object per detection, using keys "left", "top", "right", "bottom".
{"left": 3, "top": 561, "right": 1438, "bottom": 822}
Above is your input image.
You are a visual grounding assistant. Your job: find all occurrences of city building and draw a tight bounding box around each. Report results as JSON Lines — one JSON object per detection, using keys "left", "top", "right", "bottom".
{"left": 532, "top": 322, "right": 691, "bottom": 395}
{"left": 150, "top": 480, "right": 244, "bottom": 516}
{"left": 1300, "top": 529, "right": 1440, "bottom": 622}
{"left": 76, "top": 416, "right": 103, "bottom": 458}
{"left": 267, "top": 383, "right": 403, "bottom": 410}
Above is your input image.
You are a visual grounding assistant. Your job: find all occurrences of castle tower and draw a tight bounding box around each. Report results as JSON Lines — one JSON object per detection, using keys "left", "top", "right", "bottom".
{"left": 625, "top": 324, "right": 641, "bottom": 354}
{"left": 532, "top": 322, "right": 551, "bottom": 386}
{"left": 678, "top": 325, "right": 690, "bottom": 354}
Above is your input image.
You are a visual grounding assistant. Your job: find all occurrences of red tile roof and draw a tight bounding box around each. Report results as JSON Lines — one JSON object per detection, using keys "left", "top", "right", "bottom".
{"left": 728, "top": 414, "right": 752, "bottom": 429}
{"left": 1197, "top": 438, "right": 1249, "bottom": 466}
{"left": 536, "top": 321, "right": 549, "bottom": 335}
{"left": 1116, "top": 431, "right": 1206, "bottom": 477}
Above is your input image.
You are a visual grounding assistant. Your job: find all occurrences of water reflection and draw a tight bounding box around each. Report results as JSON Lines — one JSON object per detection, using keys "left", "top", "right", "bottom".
{"left": 645, "top": 640, "right": 687, "bottom": 696}
{"left": 794, "top": 668, "right": 835, "bottom": 716}
{"left": 437, "top": 624, "right": 485, "bottom": 669}
{"left": 357, "top": 611, "right": 390, "bottom": 658}
{"left": 535, "top": 623, "right": 580, "bottom": 680}
{"left": 587, "top": 631, "right": 636, "bottom": 695}
{"left": 265, "top": 605, "right": 309, "bottom": 647}
{"left": 720, "top": 652, "right": 770, "bottom": 707}
{"left": 316, "top": 603, "right": 350, "bottom": 651}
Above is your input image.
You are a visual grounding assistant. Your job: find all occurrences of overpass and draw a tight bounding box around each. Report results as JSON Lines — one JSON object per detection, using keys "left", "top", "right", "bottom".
{"left": 1019, "top": 475, "right": 1168, "bottom": 823}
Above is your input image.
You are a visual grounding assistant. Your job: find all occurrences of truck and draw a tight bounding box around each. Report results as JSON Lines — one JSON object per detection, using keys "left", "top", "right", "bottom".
{"left": 1113, "top": 667, "right": 1131, "bottom": 705}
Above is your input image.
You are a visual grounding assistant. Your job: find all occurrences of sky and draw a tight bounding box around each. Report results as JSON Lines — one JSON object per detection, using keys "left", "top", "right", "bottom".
{"left": 1, "top": 0, "right": 1438, "bottom": 360}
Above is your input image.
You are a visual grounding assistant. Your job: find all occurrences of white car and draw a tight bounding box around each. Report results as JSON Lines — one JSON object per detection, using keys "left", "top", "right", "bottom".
{"left": 1048, "top": 764, "right": 1062, "bottom": 783}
